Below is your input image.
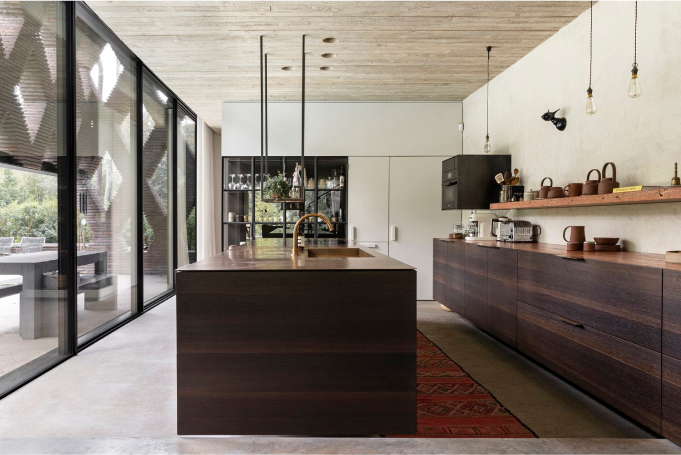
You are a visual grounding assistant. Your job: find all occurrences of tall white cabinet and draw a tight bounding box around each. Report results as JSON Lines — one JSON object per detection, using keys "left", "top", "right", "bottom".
{"left": 348, "top": 156, "right": 461, "bottom": 300}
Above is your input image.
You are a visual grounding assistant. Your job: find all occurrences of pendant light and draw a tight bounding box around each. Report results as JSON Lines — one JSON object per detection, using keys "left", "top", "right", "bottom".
{"left": 628, "top": 1, "right": 642, "bottom": 98}
{"left": 483, "top": 46, "right": 492, "bottom": 153}
{"left": 586, "top": 1, "right": 597, "bottom": 114}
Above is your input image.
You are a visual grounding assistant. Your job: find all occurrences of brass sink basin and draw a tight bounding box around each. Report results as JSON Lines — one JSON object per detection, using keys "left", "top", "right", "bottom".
{"left": 306, "top": 248, "right": 374, "bottom": 258}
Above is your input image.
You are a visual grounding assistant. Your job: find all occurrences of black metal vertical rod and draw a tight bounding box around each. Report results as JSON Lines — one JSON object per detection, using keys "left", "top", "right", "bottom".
{"left": 59, "top": 0, "right": 77, "bottom": 356}
{"left": 172, "top": 98, "right": 178, "bottom": 283}
{"left": 259, "top": 36, "right": 264, "bottom": 201}
{"left": 135, "top": 62, "right": 144, "bottom": 313}
{"left": 264, "top": 53, "right": 269, "bottom": 178}
{"left": 301, "top": 35, "right": 305, "bottom": 194}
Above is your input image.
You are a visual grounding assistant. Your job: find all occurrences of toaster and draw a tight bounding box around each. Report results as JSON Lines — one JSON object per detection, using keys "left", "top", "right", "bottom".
{"left": 497, "top": 220, "right": 535, "bottom": 242}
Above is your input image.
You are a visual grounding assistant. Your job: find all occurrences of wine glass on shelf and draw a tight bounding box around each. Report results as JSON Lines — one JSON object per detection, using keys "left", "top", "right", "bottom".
{"left": 228, "top": 174, "right": 236, "bottom": 190}
{"left": 246, "top": 174, "right": 252, "bottom": 190}
{"left": 254, "top": 174, "right": 260, "bottom": 190}
{"left": 238, "top": 174, "right": 245, "bottom": 189}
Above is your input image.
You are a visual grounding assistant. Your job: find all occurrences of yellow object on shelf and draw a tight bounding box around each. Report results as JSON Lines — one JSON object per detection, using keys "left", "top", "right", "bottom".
{"left": 613, "top": 185, "right": 664, "bottom": 193}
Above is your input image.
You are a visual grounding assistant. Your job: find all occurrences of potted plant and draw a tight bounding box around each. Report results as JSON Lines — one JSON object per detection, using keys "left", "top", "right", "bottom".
{"left": 262, "top": 171, "right": 290, "bottom": 200}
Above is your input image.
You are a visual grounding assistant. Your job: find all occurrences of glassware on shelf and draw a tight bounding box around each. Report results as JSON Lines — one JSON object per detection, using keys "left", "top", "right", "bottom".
{"left": 255, "top": 174, "right": 261, "bottom": 189}
{"left": 452, "top": 224, "right": 464, "bottom": 239}
{"left": 307, "top": 178, "right": 314, "bottom": 189}
{"left": 229, "top": 174, "right": 236, "bottom": 190}
{"left": 246, "top": 174, "right": 252, "bottom": 189}
{"left": 238, "top": 174, "right": 245, "bottom": 189}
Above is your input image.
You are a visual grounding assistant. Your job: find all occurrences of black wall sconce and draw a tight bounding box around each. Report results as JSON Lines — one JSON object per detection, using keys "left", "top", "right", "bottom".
{"left": 541, "top": 109, "right": 567, "bottom": 131}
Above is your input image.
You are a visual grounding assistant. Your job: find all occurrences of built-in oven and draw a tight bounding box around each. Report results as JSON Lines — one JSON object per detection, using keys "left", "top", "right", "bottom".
{"left": 442, "top": 157, "right": 457, "bottom": 210}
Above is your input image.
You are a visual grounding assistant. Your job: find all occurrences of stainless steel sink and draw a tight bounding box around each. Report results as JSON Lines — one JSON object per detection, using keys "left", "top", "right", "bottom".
{"left": 306, "top": 248, "right": 374, "bottom": 258}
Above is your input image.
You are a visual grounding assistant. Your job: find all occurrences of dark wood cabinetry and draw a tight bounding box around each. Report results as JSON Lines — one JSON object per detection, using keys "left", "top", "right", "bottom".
{"left": 464, "top": 243, "right": 488, "bottom": 328}
{"left": 433, "top": 239, "right": 448, "bottom": 306}
{"left": 446, "top": 242, "right": 465, "bottom": 314}
{"left": 663, "top": 270, "right": 681, "bottom": 359}
{"left": 487, "top": 247, "right": 518, "bottom": 348}
{"left": 517, "top": 251, "right": 662, "bottom": 352}
{"left": 433, "top": 239, "right": 681, "bottom": 440}
{"left": 518, "top": 302, "right": 661, "bottom": 432}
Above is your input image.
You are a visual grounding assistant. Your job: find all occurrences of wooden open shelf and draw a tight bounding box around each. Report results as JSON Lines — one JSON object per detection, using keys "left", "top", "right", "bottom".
{"left": 491, "top": 186, "right": 681, "bottom": 210}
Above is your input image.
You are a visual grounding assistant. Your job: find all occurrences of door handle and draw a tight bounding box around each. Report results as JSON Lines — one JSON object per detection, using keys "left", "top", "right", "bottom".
{"left": 561, "top": 256, "right": 585, "bottom": 261}
{"left": 559, "top": 316, "right": 584, "bottom": 328}
{"left": 390, "top": 226, "right": 397, "bottom": 241}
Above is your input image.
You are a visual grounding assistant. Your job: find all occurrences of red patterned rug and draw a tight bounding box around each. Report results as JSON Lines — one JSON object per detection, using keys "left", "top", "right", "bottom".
{"left": 387, "top": 331, "right": 536, "bottom": 438}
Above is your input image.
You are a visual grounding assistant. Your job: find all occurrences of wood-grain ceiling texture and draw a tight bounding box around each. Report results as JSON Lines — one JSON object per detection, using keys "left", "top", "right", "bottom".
{"left": 88, "top": 1, "right": 590, "bottom": 131}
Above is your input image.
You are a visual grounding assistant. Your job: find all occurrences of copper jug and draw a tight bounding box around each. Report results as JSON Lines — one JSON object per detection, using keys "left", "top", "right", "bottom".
{"left": 563, "top": 183, "right": 583, "bottom": 197}
{"left": 538, "top": 177, "right": 553, "bottom": 199}
{"left": 598, "top": 162, "right": 620, "bottom": 194}
{"left": 583, "top": 169, "right": 601, "bottom": 195}
{"left": 563, "top": 226, "right": 586, "bottom": 251}
{"left": 547, "top": 187, "right": 566, "bottom": 198}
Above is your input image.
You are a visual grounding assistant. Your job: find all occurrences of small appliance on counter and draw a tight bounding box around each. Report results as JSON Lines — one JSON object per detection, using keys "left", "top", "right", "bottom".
{"left": 492, "top": 218, "right": 541, "bottom": 242}
{"left": 464, "top": 211, "right": 498, "bottom": 241}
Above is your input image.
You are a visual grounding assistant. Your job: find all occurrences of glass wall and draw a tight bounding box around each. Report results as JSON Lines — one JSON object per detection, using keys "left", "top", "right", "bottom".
{"left": 0, "top": 1, "right": 197, "bottom": 398}
{"left": 142, "top": 71, "right": 173, "bottom": 303}
{"left": 0, "top": 2, "right": 70, "bottom": 390}
{"left": 75, "top": 9, "right": 138, "bottom": 339}
{"left": 177, "top": 106, "right": 196, "bottom": 266}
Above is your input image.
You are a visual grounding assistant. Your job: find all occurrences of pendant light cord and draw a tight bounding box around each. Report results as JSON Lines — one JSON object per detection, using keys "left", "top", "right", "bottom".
{"left": 589, "top": 1, "right": 593, "bottom": 90}
{"left": 486, "top": 46, "right": 490, "bottom": 138}
{"left": 634, "top": 1, "right": 638, "bottom": 66}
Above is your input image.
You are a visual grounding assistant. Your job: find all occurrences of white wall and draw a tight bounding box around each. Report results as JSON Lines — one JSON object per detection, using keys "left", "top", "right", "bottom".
{"left": 463, "top": 1, "right": 681, "bottom": 254}
{"left": 222, "top": 102, "right": 462, "bottom": 157}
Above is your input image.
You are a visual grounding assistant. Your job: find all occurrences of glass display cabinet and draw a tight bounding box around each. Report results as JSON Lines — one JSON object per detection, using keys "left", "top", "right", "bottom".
{"left": 222, "top": 156, "right": 348, "bottom": 250}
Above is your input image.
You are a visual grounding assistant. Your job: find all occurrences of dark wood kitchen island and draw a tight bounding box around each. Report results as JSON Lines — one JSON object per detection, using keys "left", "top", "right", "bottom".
{"left": 175, "top": 241, "right": 416, "bottom": 436}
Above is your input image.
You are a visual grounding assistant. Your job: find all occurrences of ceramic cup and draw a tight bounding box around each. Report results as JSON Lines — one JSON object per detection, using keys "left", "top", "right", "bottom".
{"left": 563, "top": 183, "right": 583, "bottom": 197}
{"left": 524, "top": 192, "right": 535, "bottom": 201}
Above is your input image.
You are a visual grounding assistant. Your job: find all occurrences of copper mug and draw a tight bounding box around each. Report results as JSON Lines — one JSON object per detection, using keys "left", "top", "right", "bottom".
{"left": 564, "top": 183, "right": 583, "bottom": 197}
{"left": 583, "top": 169, "right": 601, "bottom": 195}
{"left": 563, "top": 226, "right": 586, "bottom": 244}
{"left": 538, "top": 177, "right": 553, "bottom": 199}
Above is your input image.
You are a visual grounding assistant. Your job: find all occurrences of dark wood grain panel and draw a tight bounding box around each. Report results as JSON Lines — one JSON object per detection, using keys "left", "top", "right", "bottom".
{"left": 663, "top": 270, "right": 681, "bottom": 360}
{"left": 433, "top": 239, "right": 448, "bottom": 306}
{"left": 446, "top": 241, "right": 465, "bottom": 315}
{"left": 518, "top": 251, "right": 662, "bottom": 352}
{"left": 464, "top": 243, "right": 488, "bottom": 330}
{"left": 663, "top": 354, "right": 681, "bottom": 444}
{"left": 176, "top": 269, "right": 416, "bottom": 436}
{"left": 518, "top": 301, "right": 662, "bottom": 432}
{"left": 487, "top": 247, "right": 517, "bottom": 348}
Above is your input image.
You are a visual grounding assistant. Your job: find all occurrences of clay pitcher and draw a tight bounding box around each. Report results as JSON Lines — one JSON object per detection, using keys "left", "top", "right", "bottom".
{"left": 538, "top": 177, "right": 553, "bottom": 199}
{"left": 563, "top": 226, "right": 586, "bottom": 244}
{"left": 598, "top": 162, "right": 620, "bottom": 194}
{"left": 564, "top": 183, "right": 583, "bottom": 197}
{"left": 583, "top": 169, "right": 601, "bottom": 195}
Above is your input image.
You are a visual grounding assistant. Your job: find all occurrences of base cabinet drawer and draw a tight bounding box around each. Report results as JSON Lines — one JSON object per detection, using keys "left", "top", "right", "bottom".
{"left": 487, "top": 247, "right": 517, "bottom": 348}
{"left": 433, "top": 240, "right": 448, "bottom": 306}
{"left": 518, "top": 301, "right": 661, "bottom": 432}
{"left": 518, "top": 251, "right": 662, "bottom": 352}
{"left": 664, "top": 355, "right": 681, "bottom": 443}
{"left": 464, "top": 243, "right": 488, "bottom": 330}
{"left": 663, "top": 270, "right": 681, "bottom": 359}
{"left": 446, "top": 241, "right": 465, "bottom": 314}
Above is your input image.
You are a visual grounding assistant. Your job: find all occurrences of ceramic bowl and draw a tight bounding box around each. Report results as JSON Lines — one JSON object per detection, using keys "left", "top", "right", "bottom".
{"left": 594, "top": 237, "right": 620, "bottom": 245}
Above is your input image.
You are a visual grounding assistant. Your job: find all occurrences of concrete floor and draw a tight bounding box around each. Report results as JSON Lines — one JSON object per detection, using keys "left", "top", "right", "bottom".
{"left": 0, "top": 299, "right": 678, "bottom": 454}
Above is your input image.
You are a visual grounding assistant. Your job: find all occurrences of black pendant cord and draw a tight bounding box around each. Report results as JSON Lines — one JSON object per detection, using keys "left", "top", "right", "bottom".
{"left": 587, "top": 0, "right": 594, "bottom": 95}
{"left": 486, "top": 45, "right": 491, "bottom": 140}
{"left": 301, "top": 35, "right": 305, "bottom": 187}
{"left": 633, "top": 1, "right": 638, "bottom": 71}
{"left": 259, "top": 36, "right": 264, "bottom": 201}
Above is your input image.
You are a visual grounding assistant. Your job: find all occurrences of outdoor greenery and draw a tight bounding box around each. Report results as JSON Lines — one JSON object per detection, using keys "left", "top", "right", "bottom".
{"left": 121, "top": 214, "right": 155, "bottom": 251}
{"left": 150, "top": 153, "right": 168, "bottom": 211}
{"left": 0, "top": 167, "right": 58, "bottom": 242}
{"left": 187, "top": 206, "right": 196, "bottom": 250}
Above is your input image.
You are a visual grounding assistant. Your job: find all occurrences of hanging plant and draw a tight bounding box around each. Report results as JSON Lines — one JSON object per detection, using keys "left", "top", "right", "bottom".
{"left": 262, "top": 171, "right": 290, "bottom": 199}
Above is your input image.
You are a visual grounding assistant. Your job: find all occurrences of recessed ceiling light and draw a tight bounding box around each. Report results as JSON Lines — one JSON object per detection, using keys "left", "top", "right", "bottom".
{"left": 281, "top": 66, "right": 295, "bottom": 71}
{"left": 322, "top": 37, "right": 338, "bottom": 44}
{"left": 320, "top": 66, "right": 332, "bottom": 71}
{"left": 321, "top": 53, "right": 336, "bottom": 59}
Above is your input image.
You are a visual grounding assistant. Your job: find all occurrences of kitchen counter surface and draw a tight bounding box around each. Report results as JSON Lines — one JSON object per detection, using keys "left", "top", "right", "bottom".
{"left": 436, "top": 238, "right": 681, "bottom": 272}
{"left": 178, "top": 241, "right": 414, "bottom": 272}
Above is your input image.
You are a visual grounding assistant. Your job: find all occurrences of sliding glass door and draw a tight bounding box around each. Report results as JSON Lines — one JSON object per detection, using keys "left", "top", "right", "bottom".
{"left": 177, "top": 106, "right": 196, "bottom": 266}
{"left": 74, "top": 7, "right": 138, "bottom": 340}
{"left": 142, "top": 71, "right": 173, "bottom": 303}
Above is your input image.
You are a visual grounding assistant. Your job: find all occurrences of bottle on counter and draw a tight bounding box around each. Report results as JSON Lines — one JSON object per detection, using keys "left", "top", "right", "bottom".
{"left": 339, "top": 167, "right": 345, "bottom": 189}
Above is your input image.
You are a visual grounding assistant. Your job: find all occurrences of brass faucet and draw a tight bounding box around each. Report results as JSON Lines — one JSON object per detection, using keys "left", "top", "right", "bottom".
{"left": 292, "top": 213, "right": 334, "bottom": 257}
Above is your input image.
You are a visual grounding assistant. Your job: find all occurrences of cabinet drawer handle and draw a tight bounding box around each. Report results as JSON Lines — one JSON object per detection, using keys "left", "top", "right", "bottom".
{"left": 559, "top": 316, "right": 584, "bottom": 328}
{"left": 478, "top": 245, "right": 500, "bottom": 249}
{"left": 561, "top": 256, "right": 585, "bottom": 261}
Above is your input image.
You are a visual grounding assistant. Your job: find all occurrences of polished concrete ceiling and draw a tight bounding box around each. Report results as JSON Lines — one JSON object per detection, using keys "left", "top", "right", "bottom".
{"left": 88, "top": 1, "right": 591, "bottom": 132}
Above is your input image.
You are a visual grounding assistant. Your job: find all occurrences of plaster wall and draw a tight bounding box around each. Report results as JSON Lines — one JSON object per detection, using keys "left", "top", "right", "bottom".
{"left": 462, "top": 1, "right": 681, "bottom": 254}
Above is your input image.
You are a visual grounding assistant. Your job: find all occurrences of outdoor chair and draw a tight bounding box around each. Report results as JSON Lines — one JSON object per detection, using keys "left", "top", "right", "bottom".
{"left": 0, "top": 237, "right": 13, "bottom": 256}
{"left": 18, "top": 237, "right": 46, "bottom": 254}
